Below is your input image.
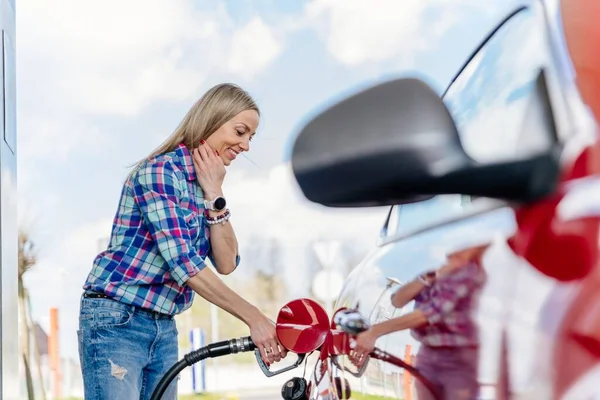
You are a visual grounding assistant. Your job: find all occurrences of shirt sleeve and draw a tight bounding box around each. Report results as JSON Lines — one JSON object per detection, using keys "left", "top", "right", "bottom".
{"left": 418, "top": 266, "right": 484, "bottom": 325}
{"left": 131, "top": 160, "right": 207, "bottom": 286}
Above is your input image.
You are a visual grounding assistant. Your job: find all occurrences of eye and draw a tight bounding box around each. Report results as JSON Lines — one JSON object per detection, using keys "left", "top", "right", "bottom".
{"left": 236, "top": 128, "right": 254, "bottom": 142}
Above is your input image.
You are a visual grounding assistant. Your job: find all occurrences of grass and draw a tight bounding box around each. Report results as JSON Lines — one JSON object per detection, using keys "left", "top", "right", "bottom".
{"left": 351, "top": 393, "right": 401, "bottom": 400}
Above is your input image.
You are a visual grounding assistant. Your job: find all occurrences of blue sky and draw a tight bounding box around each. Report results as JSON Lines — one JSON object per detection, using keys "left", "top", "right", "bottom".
{"left": 16, "top": 0, "right": 532, "bottom": 361}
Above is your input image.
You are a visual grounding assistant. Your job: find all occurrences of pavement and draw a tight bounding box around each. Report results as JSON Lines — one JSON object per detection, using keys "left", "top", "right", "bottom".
{"left": 178, "top": 360, "right": 303, "bottom": 398}
{"left": 238, "top": 389, "right": 282, "bottom": 400}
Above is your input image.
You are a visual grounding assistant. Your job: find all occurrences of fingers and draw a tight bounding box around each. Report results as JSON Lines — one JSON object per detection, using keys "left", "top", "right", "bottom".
{"left": 351, "top": 333, "right": 374, "bottom": 359}
{"left": 269, "top": 340, "right": 283, "bottom": 362}
{"left": 192, "top": 145, "right": 221, "bottom": 175}
{"left": 349, "top": 351, "right": 366, "bottom": 368}
{"left": 198, "top": 140, "right": 222, "bottom": 161}
{"left": 350, "top": 349, "right": 366, "bottom": 362}
{"left": 260, "top": 341, "right": 282, "bottom": 364}
{"left": 251, "top": 317, "right": 287, "bottom": 365}
{"left": 192, "top": 148, "right": 205, "bottom": 171}
{"left": 198, "top": 140, "right": 212, "bottom": 160}
{"left": 257, "top": 344, "right": 270, "bottom": 366}
{"left": 252, "top": 336, "right": 272, "bottom": 365}
{"left": 259, "top": 343, "right": 272, "bottom": 365}
{"left": 263, "top": 346, "right": 275, "bottom": 365}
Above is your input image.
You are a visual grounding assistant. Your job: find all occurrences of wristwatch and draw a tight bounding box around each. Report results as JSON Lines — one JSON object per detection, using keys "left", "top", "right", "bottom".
{"left": 204, "top": 196, "right": 227, "bottom": 211}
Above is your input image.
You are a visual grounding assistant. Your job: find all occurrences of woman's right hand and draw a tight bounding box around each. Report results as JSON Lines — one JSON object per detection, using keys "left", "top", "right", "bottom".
{"left": 249, "top": 314, "right": 288, "bottom": 365}
{"left": 192, "top": 140, "right": 226, "bottom": 199}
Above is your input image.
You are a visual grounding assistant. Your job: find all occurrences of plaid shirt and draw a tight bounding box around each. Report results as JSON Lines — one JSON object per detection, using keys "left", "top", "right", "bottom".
{"left": 410, "top": 261, "right": 486, "bottom": 347}
{"left": 83, "top": 143, "right": 240, "bottom": 315}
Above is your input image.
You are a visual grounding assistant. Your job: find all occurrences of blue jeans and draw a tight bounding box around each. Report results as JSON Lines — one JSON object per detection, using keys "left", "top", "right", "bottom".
{"left": 77, "top": 295, "right": 179, "bottom": 400}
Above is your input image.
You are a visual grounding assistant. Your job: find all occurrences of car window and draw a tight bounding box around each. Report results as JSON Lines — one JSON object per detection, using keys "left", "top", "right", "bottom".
{"left": 385, "top": 195, "right": 470, "bottom": 237}
{"left": 384, "top": 7, "right": 559, "bottom": 237}
{"left": 444, "top": 7, "right": 555, "bottom": 163}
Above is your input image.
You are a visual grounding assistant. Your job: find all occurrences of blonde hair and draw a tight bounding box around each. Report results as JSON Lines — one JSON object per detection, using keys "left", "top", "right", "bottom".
{"left": 131, "top": 83, "right": 259, "bottom": 172}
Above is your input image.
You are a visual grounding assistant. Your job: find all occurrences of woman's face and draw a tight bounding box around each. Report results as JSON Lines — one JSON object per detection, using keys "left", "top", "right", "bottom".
{"left": 206, "top": 109, "right": 259, "bottom": 166}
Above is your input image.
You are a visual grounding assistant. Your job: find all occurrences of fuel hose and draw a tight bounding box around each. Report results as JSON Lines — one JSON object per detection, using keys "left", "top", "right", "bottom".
{"left": 150, "top": 336, "right": 256, "bottom": 400}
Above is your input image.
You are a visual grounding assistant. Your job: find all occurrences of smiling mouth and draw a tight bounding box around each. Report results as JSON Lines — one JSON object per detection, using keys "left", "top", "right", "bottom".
{"left": 227, "top": 148, "right": 239, "bottom": 159}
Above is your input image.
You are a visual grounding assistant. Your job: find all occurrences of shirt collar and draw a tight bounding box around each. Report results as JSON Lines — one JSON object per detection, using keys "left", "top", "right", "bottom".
{"left": 174, "top": 143, "right": 196, "bottom": 182}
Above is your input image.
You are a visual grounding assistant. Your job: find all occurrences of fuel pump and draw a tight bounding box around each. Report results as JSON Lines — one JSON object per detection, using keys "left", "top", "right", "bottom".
{"left": 150, "top": 298, "right": 441, "bottom": 400}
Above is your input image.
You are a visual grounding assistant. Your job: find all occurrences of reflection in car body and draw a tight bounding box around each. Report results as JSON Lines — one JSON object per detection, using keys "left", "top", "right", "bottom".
{"left": 289, "top": 1, "right": 600, "bottom": 399}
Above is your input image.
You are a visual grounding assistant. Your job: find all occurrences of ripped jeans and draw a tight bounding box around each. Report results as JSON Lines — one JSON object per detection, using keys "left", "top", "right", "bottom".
{"left": 77, "top": 294, "right": 179, "bottom": 400}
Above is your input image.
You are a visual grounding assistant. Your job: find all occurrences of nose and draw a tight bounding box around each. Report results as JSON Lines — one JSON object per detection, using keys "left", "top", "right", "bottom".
{"left": 239, "top": 136, "right": 250, "bottom": 152}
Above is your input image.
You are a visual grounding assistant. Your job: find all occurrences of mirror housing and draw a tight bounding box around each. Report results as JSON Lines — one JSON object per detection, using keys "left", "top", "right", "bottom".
{"left": 290, "top": 72, "right": 561, "bottom": 208}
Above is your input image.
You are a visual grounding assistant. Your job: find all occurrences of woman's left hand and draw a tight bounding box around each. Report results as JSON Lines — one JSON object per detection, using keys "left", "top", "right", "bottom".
{"left": 192, "top": 141, "right": 226, "bottom": 198}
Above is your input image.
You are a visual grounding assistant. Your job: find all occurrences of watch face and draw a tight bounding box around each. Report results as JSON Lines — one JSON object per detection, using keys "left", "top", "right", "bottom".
{"left": 214, "top": 197, "right": 227, "bottom": 210}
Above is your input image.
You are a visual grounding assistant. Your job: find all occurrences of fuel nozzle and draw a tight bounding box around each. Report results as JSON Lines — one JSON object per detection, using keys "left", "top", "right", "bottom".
{"left": 333, "top": 308, "right": 370, "bottom": 335}
{"left": 185, "top": 336, "right": 255, "bottom": 365}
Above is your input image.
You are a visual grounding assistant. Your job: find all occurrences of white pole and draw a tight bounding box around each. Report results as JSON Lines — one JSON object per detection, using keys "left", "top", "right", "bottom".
{"left": 210, "top": 303, "right": 219, "bottom": 343}
{"left": 210, "top": 303, "right": 219, "bottom": 391}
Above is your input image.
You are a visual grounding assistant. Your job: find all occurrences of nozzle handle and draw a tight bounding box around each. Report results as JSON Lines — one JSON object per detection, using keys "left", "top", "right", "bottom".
{"left": 331, "top": 355, "right": 370, "bottom": 378}
{"left": 255, "top": 349, "right": 306, "bottom": 377}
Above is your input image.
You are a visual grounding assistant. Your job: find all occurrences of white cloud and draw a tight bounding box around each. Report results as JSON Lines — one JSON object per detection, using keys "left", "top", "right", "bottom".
{"left": 227, "top": 17, "right": 284, "bottom": 80}
{"left": 223, "top": 163, "right": 387, "bottom": 244}
{"left": 302, "top": 0, "right": 490, "bottom": 67}
{"left": 223, "top": 163, "right": 388, "bottom": 297}
{"left": 19, "top": 0, "right": 211, "bottom": 116}
{"left": 18, "top": 113, "right": 109, "bottom": 162}
{"left": 17, "top": 0, "right": 284, "bottom": 163}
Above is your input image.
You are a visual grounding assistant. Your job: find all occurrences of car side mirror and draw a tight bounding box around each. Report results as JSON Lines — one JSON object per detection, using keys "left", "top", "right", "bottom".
{"left": 290, "top": 72, "right": 561, "bottom": 208}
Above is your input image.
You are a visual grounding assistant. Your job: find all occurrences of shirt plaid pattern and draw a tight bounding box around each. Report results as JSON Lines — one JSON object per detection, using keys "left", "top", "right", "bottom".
{"left": 83, "top": 143, "right": 240, "bottom": 315}
{"left": 410, "top": 261, "right": 486, "bottom": 347}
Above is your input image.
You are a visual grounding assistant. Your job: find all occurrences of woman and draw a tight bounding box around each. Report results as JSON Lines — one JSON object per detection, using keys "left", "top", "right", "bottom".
{"left": 349, "top": 243, "right": 488, "bottom": 400}
{"left": 78, "top": 83, "right": 287, "bottom": 400}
